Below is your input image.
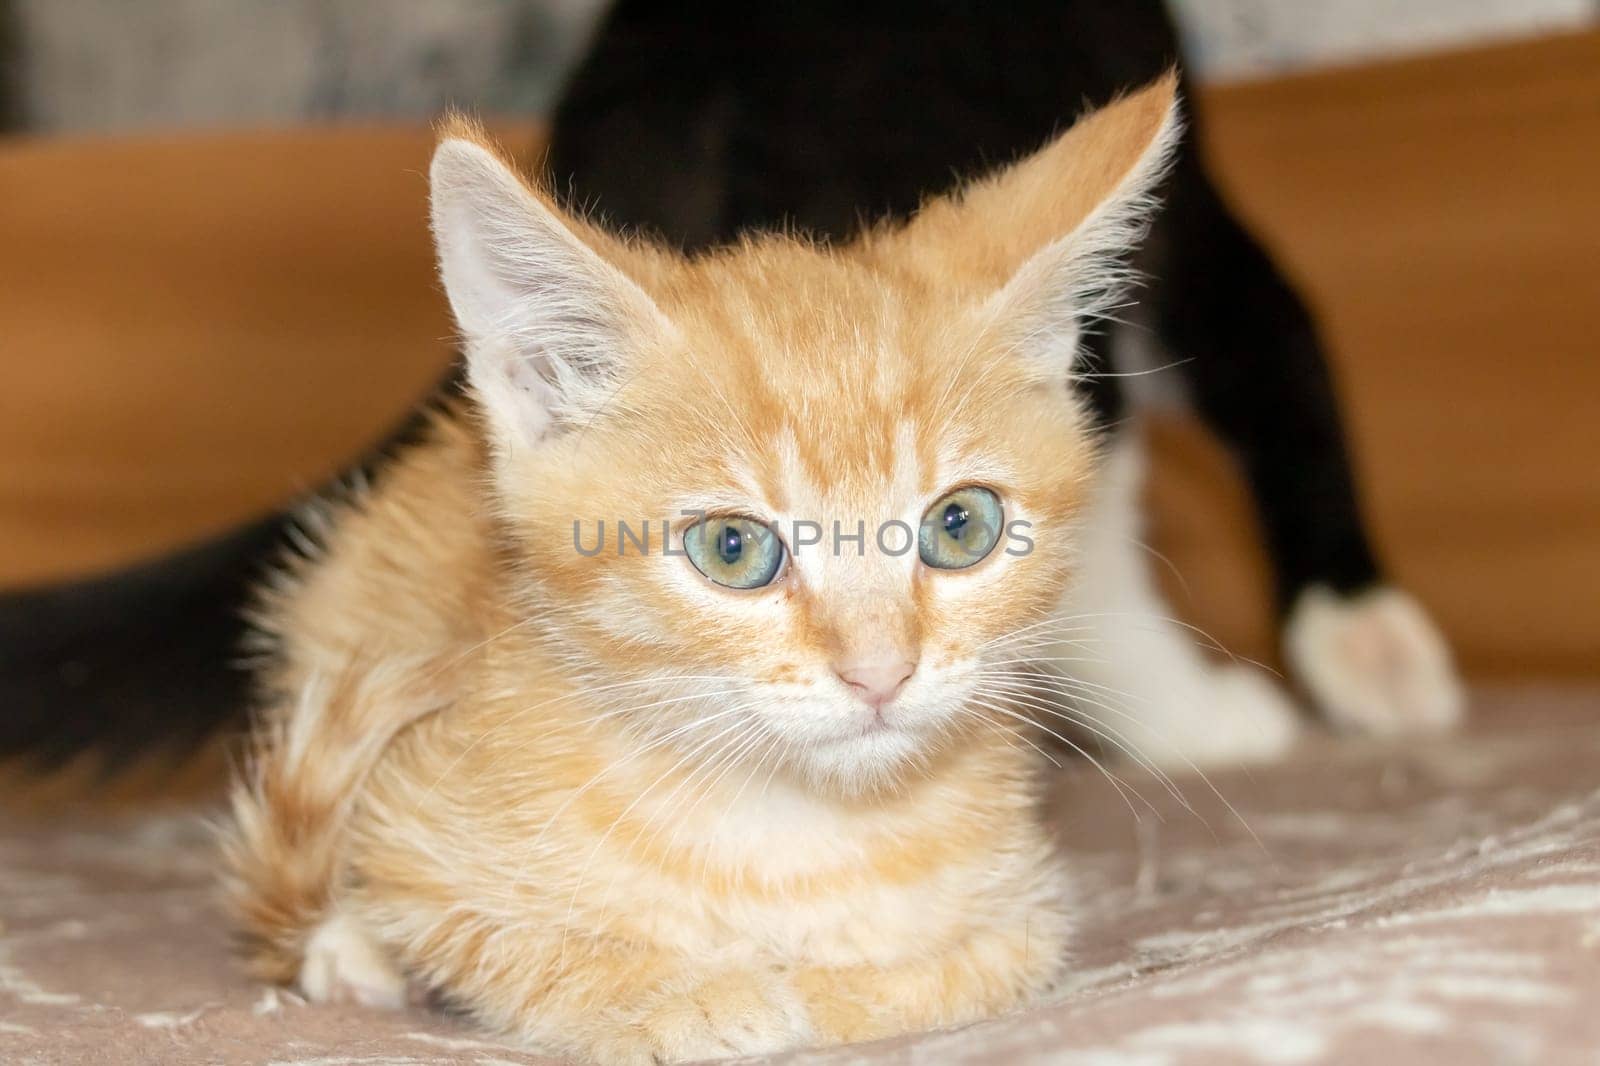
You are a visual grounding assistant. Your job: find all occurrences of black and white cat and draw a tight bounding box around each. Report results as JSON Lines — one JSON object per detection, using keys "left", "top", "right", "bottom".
{"left": 545, "top": 0, "right": 1463, "bottom": 764}
{"left": 0, "top": 0, "right": 1460, "bottom": 771}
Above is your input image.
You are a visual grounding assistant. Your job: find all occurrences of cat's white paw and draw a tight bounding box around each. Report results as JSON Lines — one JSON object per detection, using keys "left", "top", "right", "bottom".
{"left": 1164, "top": 664, "right": 1302, "bottom": 769}
{"left": 1205, "top": 664, "right": 1303, "bottom": 762}
{"left": 1119, "top": 663, "right": 1302, "bottom": 771}
{"left": 299, "top": 911, "right": 408, "bottom": 1009}
{"left": 1285, "top": 585, "right": 1465, "bottom": 737}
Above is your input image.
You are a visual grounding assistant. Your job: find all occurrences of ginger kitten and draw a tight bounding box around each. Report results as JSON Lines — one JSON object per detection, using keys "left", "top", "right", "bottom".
{"left": 224, "top": 77, "right": 1178, "bottom": 1063}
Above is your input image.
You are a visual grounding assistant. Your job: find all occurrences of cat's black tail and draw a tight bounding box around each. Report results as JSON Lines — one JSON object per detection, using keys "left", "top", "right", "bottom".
{"left": 0, "top": 514, "right": 287, "bottom": 772}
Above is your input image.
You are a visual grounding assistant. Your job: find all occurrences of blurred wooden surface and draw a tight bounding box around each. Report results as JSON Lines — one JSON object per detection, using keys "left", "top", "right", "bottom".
{"left": 1, "top": 33, "right": 1596, "bottom": 677}
{"left": 0, "top": 126, "right": 538, "bottom": 579}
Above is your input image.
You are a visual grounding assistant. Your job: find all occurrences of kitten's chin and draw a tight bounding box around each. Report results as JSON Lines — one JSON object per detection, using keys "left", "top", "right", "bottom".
{"left": 792, "top": 724, "right": 942, "bottom": 799}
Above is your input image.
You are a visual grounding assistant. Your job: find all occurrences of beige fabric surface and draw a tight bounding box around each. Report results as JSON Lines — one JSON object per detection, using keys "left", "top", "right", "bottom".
{"left": 4, "top": 686, "right": 1599, "bottom": 1065}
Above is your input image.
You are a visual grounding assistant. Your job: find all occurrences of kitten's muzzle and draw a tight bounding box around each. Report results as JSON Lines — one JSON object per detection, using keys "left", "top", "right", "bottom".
{"left": 834, "top": 658, "right": 917, "bottom": 711}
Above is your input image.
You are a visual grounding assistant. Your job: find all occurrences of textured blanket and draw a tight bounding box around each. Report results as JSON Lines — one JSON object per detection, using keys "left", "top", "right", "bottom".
{"left": 4, "top": 686, "right": 1598, "bottom": 1065}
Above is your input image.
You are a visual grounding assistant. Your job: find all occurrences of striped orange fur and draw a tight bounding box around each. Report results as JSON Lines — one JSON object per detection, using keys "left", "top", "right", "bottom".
{"left": 223, "top": 75, "right": 1180, "bottom": 1063}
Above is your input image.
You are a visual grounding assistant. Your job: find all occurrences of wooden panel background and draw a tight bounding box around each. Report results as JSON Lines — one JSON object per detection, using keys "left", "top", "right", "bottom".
{"left": 1, "top": 33, "right": 1596, "bottom": 678}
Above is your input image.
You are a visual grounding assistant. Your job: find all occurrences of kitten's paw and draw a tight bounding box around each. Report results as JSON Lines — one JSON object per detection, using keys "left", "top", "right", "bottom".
{"left": 298, "top": 911, "right": 408, "bottom": 1009}
{"left": 1286, "top": 585, "right": 1464, "bottom": 737}
{"left": 618, "top": 968, "right": 810, "bottom": 1064}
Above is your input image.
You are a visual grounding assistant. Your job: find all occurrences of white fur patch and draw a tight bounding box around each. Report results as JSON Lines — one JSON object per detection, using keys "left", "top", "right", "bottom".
{"left": 1285, "top": 585, "right": 1466, "bottom": 736}
{"left": 299, "top": 911, "right": 407, "bottom": 1010}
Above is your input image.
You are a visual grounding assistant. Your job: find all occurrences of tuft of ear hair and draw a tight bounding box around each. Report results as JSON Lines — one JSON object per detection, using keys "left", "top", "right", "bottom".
{"left": 428, "top": 117, "right": 673, "bottom": 452}
{"left": 883, "top": 73, "right": 1183, "bottom": 374}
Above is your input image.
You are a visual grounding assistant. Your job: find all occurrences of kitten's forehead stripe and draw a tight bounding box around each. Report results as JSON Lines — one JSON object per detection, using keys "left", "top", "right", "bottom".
{"left": 754, "top": 438, "right": 794, "bottom": 516}
{"left": 663, "top": 258, "right": 998, "bottom": 515}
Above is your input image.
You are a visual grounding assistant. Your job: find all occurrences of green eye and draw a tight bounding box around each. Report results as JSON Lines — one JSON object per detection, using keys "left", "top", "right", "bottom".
{"left": 918, "top": 486, "right": 1003, "bottom": 570}
{"left": 683, "top": 516, "right": 785, "bottom": 589}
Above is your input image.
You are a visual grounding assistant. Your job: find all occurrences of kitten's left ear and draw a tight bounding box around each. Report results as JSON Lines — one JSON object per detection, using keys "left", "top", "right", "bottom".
{"left": 430, "top": 128, "right": 673, "bottom": 450}
{"left": 890, "top": 74, "right": 1182, "bottom": 373}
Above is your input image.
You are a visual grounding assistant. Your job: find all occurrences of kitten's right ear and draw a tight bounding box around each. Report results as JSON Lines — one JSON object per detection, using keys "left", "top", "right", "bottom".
{"left": 883, "top": 75, "right": 1181, "bottom": 377}
{"left": 430, "top": 133, "right": 671, "bottom": 450}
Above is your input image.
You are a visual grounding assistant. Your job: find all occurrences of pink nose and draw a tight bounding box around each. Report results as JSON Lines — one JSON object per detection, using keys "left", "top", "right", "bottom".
{"left": 834, "top": 659, "right": 916, "bottom": 710}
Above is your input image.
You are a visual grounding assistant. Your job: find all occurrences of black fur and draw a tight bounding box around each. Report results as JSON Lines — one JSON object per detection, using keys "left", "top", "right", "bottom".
{"left": 546, "top": 0, "right": 1382, "bottom": 608}
{"left": 0, "top": 516, "right": 284, "bottom": 770}
{"left": 0, "top": 0, "right": 22, "bottom": 133}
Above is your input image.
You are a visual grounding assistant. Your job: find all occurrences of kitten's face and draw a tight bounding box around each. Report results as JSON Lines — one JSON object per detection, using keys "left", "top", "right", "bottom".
{"left": 510, "top": 251, "right": 1095, "bottom": 793}
{"left": 430, "top": 77, "right": 1178, "bottom": 795}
